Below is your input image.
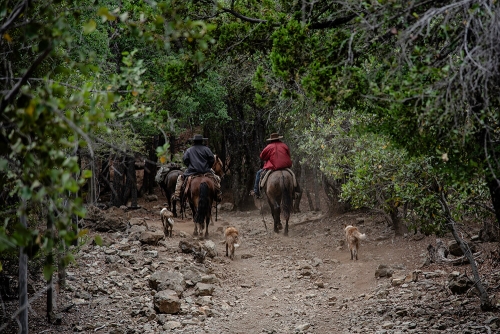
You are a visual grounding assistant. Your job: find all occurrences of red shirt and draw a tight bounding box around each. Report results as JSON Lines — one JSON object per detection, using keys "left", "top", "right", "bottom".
{"left": 260, "top": 141, "right": 292, "bottom": 170}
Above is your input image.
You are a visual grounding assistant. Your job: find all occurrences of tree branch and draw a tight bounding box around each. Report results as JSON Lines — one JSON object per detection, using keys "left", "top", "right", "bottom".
{"left": 309, "top": 14, "right": 356, "bottom": 29}
{"left": 220, "top": 7, "right": 268, "bottom": 24}
{"left": 0, "top": 44, "right": 53, "bottom": 115}
{"left": 0, "top": 0, "right": 30, "bottom": 35}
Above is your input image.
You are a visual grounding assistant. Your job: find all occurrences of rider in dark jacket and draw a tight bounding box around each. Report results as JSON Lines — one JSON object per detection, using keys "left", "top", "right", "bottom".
{"left": 172, "top": 134, "right": 222, "bottom": 202}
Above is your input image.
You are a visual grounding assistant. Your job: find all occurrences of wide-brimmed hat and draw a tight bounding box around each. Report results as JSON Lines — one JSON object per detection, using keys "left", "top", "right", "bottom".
{"left": 192, "top": 134, "right": 207, "bottom": 142}
{"left": 266, "top": 133, "right": 283, "bottom": 141}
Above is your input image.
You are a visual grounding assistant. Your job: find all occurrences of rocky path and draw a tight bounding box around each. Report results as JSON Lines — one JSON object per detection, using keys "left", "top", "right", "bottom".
{"left": 7, "top": 205, "right": 500, "bottom": 334}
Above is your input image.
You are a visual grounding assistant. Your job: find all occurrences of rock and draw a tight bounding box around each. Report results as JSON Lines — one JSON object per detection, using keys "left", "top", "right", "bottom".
{"left": 375, "top": 264, "right": 394, "bottom": 278}
{"left": 295, "top": 323, "right": 311, "bottom": 332}
{"left": 201, "top": 274, "right": 218, "bottom": 284}
{"left": 202, "top": 240, "right": 218, "bottom": 258}
{"left": 74, "top": 291, "right": 91, "bottom": 300}
{"left": 153, "top": 289, "right": 180, "bottom": 314}
{"left": 129, "top": 217, "right": 147, "bottom": 227}
{"left": 195, "top": 283, "right": 215, "bottom": 296}
{"left": 145, "top": 194, "right": 158, "bottom": 202}
{"left": 312, "top": 258, "right": 323, "bottom": 267}
{"left": 448, "top": 274, "right": 474, "bottom": 294}
{"left": 241, "top": 254, "right": 254, "bottom": 259}
{"left": 219, "top": 202, "right": 234, "bottom": 211}
{"left": 149, "top": 271, "right": 186, "bottom": 296}
{"left": 139, "top": 231, "right": 164, "bottom": 245}
{"left": 391, "top": 275, "right": 406, "bottom": 286}
{"left": 163, "top": 320, "right": 182, "bottom": 330}
{"left": 179, "top": 240, "right": 201, "bottom": 254}
{"left": 91, "top": 215, "right": 129, "bottom": 232}
{"left": 381, "top": 321, "right": 394, "bottom": 329}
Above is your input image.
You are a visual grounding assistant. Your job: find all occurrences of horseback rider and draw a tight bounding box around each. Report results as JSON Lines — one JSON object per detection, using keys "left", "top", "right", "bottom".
{"left": 252, "top": 132, "right": 299, "bottom": 199}
{"left": 172, "top": 134, "right": 222, "bottom": 202}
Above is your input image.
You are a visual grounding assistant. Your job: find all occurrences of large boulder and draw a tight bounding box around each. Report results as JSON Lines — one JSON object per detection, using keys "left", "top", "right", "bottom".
{"left": 153, "top": 289, "right": 180, "bottom": 314}
{"left": 83, "top": 206, "right": 129, "bottom": 232}
{"left": 149, "top": 271, "right": 186, "bottom": 296}
{"left": 139, "top": 231, "right": 164, "bottom": 245}
{"left": 195, "top": 283, "right": 215, "bottom": 296}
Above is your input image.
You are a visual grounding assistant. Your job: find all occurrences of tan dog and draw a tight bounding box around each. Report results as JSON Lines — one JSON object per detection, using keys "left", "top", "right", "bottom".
{"left": 225, "top": 227, "right": 240, "bottom": 260}
{"left": 345, "top": 225, "right": 366, "bottom": 260}
{"left": 160, "top": 208, "right": 174, "bottom": 237}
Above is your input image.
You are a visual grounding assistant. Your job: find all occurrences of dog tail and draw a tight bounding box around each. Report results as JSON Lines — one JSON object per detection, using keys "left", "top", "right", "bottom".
{"left": 357, "top": 232, "right": 367, "bottom": 240}
{"left": 167, "top": 217, "right": 174, "bottom": 226}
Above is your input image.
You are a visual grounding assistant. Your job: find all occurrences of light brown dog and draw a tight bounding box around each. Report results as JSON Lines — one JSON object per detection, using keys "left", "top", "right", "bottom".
{"left": 160, "top": 208, "right": 174, "bottom": 237}
{"left": 345, "top": 225, "right": 367, "bottom": 260}
{"left": 225, "top": 227, "right": 240, "bottom": 260}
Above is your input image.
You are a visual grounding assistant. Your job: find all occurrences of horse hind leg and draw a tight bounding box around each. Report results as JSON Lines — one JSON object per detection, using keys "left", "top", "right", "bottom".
{"left": 204, "top": 215, "right": 210, "bottom": 239}
{"left": 284, "top": 218, "right": 289, "bottom": 236}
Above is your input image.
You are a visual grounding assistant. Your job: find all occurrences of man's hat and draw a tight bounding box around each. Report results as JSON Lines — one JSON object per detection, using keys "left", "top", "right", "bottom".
{"left": 266, "top": 133, "right": 283, "bottom": 141}
{"left": 192, "top": 134, "right": 207, "bottom": 142}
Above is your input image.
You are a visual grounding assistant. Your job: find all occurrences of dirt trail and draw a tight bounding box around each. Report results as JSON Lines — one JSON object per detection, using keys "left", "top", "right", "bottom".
{"left": 155, "top": 207, "right": 427, "bottom": 334}
{"left": 10, "top": 196, "right": 494, "bottom": 334}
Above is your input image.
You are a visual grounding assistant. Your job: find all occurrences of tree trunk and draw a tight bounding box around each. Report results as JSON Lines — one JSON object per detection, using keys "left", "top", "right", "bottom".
{"left": 389, "top": 204, "right": 407, "bottom": 236}
{"left": 47, "top": 213, "right": 54, "bottom": 322}
{"left": 126, "top": 154, "right": 138, "bottom": 207}
{"left": 18, "top": 201, "right": 28, "bottom": 334}
{"left": 306, "top": 189, "right": 314, "bottom": 211}
{"left": 145, "top": 135, "right": 159, "bottom": 195}
{"left": 322, "top": 174, "right": 350, "bottom": 214}
{"left": 439, "top": 191, "right": 492, "bottom": 311}
{"left": 486, "top": 177, "right": 500, "bottom": 241}
{"left": 313, "top": 167, "right": 321, "bottom": 211}
{"left": 112, "top": 155, "right": 126, "bottom": 207}
{"left": 293, "top": 159, "right": 303, "bottom": 213}
{"left": 99, "top": 153, "right": 111, "bottom": 194}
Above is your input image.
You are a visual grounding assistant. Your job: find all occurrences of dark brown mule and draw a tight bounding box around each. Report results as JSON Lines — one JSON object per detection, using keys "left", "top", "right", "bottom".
{"left": 264, "top": 170, "right": 294, "bottom": 236}
{"left": 186, "top": 175, "right": 216, "bottom": 238}
{"left": 158, "top": 169, "right": 183, "bottom": 217}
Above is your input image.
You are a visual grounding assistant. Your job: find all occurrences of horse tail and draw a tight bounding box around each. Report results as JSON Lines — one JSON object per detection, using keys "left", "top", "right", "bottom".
{"left": 195, "top": 182, "right": 210, "bottom": 225}
{"left": 280, "top": 173, "right": 292, "bottom": 221}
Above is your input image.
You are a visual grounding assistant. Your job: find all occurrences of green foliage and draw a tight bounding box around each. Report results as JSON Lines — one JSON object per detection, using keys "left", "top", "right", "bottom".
{"left": 0, "top": 0, "right": 216, "bottom": 273}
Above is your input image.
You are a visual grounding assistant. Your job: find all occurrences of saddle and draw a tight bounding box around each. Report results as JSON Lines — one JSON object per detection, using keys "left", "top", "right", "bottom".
{"left": 259, "top": 168, "right": 298, "bottom": 191}
{"left": 181, "top": 172, "right": 218, "bottom": 200}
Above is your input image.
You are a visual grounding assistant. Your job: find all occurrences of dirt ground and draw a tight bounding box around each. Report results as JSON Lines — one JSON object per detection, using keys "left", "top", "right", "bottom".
{"left": 3, "top": 187, "right": 499, "bottom": 334}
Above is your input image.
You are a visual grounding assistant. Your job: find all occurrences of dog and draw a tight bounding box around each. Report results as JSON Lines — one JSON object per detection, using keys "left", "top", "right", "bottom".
{"left": 160, "top": 208, "right": 174, "bottom": 237}
{"left": 224, "top": 227, "right": 240, "bottom": 260}
{"left": 344, "top": 225, "right": 366, "bottom": 260}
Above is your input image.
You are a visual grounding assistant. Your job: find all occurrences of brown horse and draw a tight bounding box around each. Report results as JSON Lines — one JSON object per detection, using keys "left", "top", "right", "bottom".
{"left": 158, "top": 169, "right": 183, "bottom": 217}
{"left": 159, "top": 155, "right": 223, "bottom": 218}
{"left": 186, "top": 175, "right": 217, "bottom": 238}
{"left": 183, "top": 155, "right": 224, "bottom": 238}
{"left": 264, "top": 170, "right": 294, "bottom": 236}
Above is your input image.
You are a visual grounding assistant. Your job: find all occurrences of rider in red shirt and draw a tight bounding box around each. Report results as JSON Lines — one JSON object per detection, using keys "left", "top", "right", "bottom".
{"left": 252, "top": 133, "right": 293, "bottom": 198}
